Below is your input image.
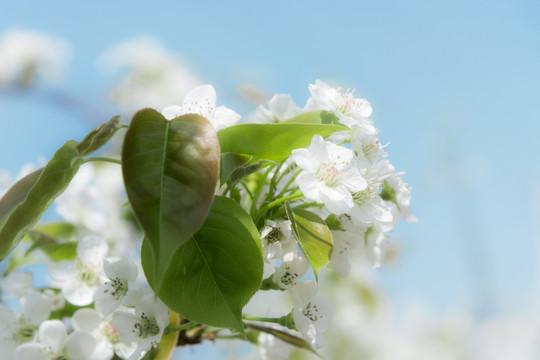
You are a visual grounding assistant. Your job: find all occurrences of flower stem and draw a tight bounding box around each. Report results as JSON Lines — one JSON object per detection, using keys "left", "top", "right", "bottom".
{"left": 164, "top": 321, "right": 199, "bottom": 335}
{"left": 83, "top": 156, "right": 122, "bottom": 165}
{"left": 264, "top": 192, "right": 303, "bottom": 209}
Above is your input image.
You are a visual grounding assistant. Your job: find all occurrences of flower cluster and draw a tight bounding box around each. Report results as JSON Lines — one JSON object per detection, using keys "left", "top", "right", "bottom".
{"left": 1, "top": 77, "right": 415, "bottom": 359}
{"left": 0, "top": 235, "right": 169, "bottom": 360}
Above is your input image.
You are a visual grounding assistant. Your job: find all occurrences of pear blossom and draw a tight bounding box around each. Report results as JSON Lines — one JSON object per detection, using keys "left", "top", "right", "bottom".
{"left": 93, "top": 257, "right": 140, "bottom": 317}
{"left": 272, "top": 252, "right": 310, "bottom": 289}
{"left": 258, "top": 332, "right": 291, "bottom": 360}
{"left": 0, "top": 292, "right": 52, "bottom": 360}
{"left": 98, "top": 37, "right": 200, "bottom": 115}
{"left": 291, "top": 281, "right": 332, "bottom": 348}
{"left": 329, "top": 227, "right": 365, "bottom": 277}
{"left": 14, "top": 320, "right": 96, "bottom": 360}
{"left": 260, "top": 219, "right": 296, "bottom": 262}
{"left": 48, "top": 236, "right": 108, "bottom": 306}
{"left": 162, "top": 84, "right": 241, "bottom": 130}
{"left": 72, "top": 308, "right": 136, "bottom": 360}
{"left": 292, "top": 135, "right": 367, "bottom": 214}
{"left": 0, "top": 29, "right": 70, "bottom": 86}
{"left": 382, "top": 175, "right": 418, "bottom": 223}
{"left": 110, "top": 291, "right": 169, "bottom": 360}
{"left": 364, "top": 224, "right": 388, "bottom": 268}
{"left": 251, "top": 93, "right": 303, "bottom": 123}
{"left": 0, "top": 271, "right": 32, "bottom": 298}
{"left": 306, "top": 80, "right": 376, "bottom": 134}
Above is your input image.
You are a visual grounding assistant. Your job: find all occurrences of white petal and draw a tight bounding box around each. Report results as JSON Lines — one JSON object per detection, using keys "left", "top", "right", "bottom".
{"left": 110, "top": 311, "right": 141, "bottom": 343}
{"left": 211, "top": 106, "right": 241, "bottom": 130}
{"left": 38, "top": 320, "right": 67, "bottom": 353}
{"left": 13, "top": 343, "right": 47, "bottom": 360}
{"left": 77, "top": 236, "right": 108, "bottom": 267}
{"left": 72, "top": 308, "right": 101, "bottom": 332}
{"left": 62, "top": 279, "right": 96, "bottom": 306}
{"left": 21, "top": 291, "right": 52, "bottom": 325}
{"left": 181, "top": 84, "right": 216, "bottom": 117}
{"left": 161, "top": 105, "right": 184, "bottom": 120}
{"left": 64, "top": 331, "right": 96, "bottom": 360}
{"left": 103, "top": 257, "right": 138, "bottom": 282}
{"left": 0, "top": 271, "right": 32, "bottom": 298}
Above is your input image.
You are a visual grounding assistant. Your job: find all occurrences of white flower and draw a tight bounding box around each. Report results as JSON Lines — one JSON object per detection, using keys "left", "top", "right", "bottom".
{"left": 98, "top": 37, "right": 200, "bottom": 115}
{"left": 0, "top": 28, "right": 70, "bottom": 86}
{"left": 251, "top": 94, "right": 303, "bottom": 123}
{"left": 110, "top": 291, "right": 169, "bottom": 360}
{"left": 272, "top": 252, "right": 310, "bottom": 289}
{"left": 162, "top": 84, "right": 240, "bottom": 130}
{"left": 48, "top": 236, "right": 108, "bottom": 306}
{"left": 383, "top": 175, "right": 418, "bottom": 223}
{"left": 14, "top": 320, "right": 96, "bottom": 360}
{"left": 72, "top": 308, "right": 135, "bottom": 360}
{"left": 0, "top": 271, "right": 32, "bottom": 298}
{"left": 306, "top": 80, "right": 375, "bottom": 134}
{"left": 291, "top": 281, "right": 332, "bottom": 348}
{"left": 351, "top": 125, "right": 385, "bottom": 167}
{"left": 0, "top": 291, "right": 52, "bottom": 359}
{"left": 364, "top": 224, "right": 388, "bottom": 268}
{"left": 258, "top": 332, "right": 291, "bottom": 360}
{"left": 260, "top": 220, "right": 296, "bottom": 262}
{"left": 292, "top": 135, "right": 367, "bottom": 214}
{"left": 329, "top": 226, "right": 365, "bottom": 277}
{"left": 94, "top": 257, "right": 139, "bottom": 317}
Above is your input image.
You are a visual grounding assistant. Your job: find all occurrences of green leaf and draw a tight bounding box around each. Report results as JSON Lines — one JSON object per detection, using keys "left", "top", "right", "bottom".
{"left": 218, "top": 123, "right": 348, "bottom": 162}
{"left": 220, "top": 152, "right": 252, "bottom": 184}
{"left": 25, "top": 222, "right": 79, "bottom": 261}
{"left": 142, "top": 196, "right": 263, "bottom": 334}
{"left": 76, "top": 115, "right": 122, "bottom": 156}
{"left": 285, "top": 204, "right": 333, "bottom": 278}
{"left": 0, "top": 141, "right": 83, "bottom": 261}
{"left": 284, "top": 110, "right": 340, "bottom": 125}
{"left": 122, "top": 109, "right": 220, "bottom": 291}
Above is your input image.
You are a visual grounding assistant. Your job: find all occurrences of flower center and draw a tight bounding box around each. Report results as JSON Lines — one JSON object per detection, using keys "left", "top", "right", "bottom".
{"left": 302, "top": 301, "right": 324, "bottom": 322}
{"left": 265, "top": 227, "right": 283, "bottom": 243}
{"left": 280, "top": 266, "right": 300, "bottom": 287}
{"left": 132, "top": 312, "right": 160, "bottom": 339}
{"left": 104, "top": 277, "right": 128, "bottom": 300}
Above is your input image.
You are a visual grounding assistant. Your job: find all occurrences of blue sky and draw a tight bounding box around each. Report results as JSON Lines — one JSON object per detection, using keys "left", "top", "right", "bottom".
{"left": 1, "top": 0, "right": 539, "bottom": 334}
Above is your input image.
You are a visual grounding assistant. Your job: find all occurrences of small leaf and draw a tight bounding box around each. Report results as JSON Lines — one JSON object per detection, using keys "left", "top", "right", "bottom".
{"left": 220, "top": 153, "right": 251, "bottom": 184}
{"left": 284, "top": 110, "right": 340, "bottom": 125}
{"left": 76, "top": 115, "right": 122, "bottom": 156}
{"left": 285, "top": 204, "right": 333, "bottom": 278}
{"left": 122, "top": 109, "right": 220, "bottom": 290}
{"left": 380, "top": 180, "right": 399, "bottom": 210}
{"left": 142, "top": 196, "right": 263, "bottom": 334}
{"left": 0, "top": 141, "right": 83, "bottom": 261}
{"left": 218, "top": 123, "right": 348, "bottom": 162}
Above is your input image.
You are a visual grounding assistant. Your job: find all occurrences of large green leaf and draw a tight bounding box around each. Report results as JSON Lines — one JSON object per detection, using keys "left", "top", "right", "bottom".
{"left": 122, "top": 109, "right": 220, "bottom": 290}
{"left": 76, "top": 115, "right": 122, "bottom": 156}
{"left": 285, "top": 204, "right": 333, "bottom": 278}
{"left": 218, "top": 123, "right": 348, "bottom": 162}
{"left": 0, "top": 141, "right": 83, "bottom": 261}
{"left": 142, "top": 196, "right": 263, "bottom": 334}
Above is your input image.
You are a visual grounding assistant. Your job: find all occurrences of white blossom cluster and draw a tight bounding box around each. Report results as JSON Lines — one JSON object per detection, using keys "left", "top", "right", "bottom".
{"left": 0, "top": 29, "right": 70, "bottom": 87}
{"left": 0, "top": 236, "right": 169, "bottom": 360}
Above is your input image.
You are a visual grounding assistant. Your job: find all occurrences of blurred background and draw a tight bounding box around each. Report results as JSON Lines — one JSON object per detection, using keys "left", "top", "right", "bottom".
{"left": 1, "top": 0, "right": 539, "bottom": 358}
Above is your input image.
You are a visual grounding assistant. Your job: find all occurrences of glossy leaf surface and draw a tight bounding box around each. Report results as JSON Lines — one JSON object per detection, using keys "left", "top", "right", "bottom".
{"left": 142, "top": 196, "right": 263, "bottom": 334}
{"left": 285, "top": 204, "right": 333, "bottom": 278}
{"left": 122, "top": 109, "right": 220, "bottom": 289}
{"left": 218, "top": 123, "right": 347, "bottom": 162}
